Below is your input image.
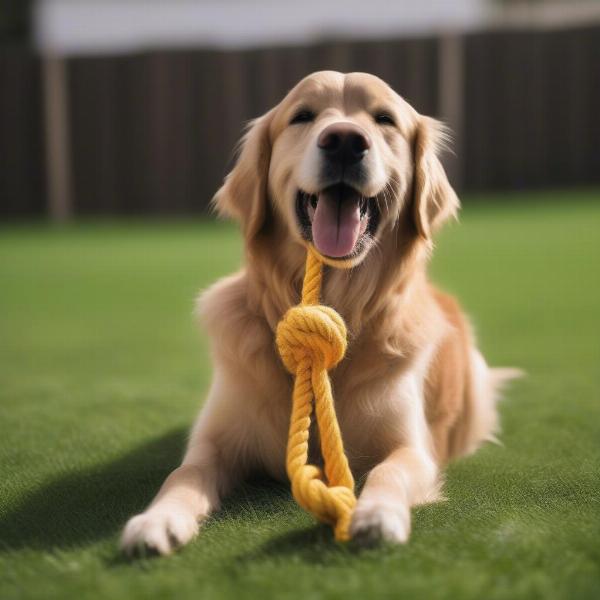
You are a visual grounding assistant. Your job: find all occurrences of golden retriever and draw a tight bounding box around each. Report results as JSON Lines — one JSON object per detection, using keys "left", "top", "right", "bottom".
{"left": 121, "top": 71, "right": 514, "bottom": 554}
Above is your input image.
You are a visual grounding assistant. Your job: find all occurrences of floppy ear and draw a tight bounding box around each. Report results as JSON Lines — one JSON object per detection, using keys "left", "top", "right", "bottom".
{"left": 412, "top": 116, "right": 460, "bottom": 240}
{"left": 212, "top": 109, "right": 275, "bottom": 241}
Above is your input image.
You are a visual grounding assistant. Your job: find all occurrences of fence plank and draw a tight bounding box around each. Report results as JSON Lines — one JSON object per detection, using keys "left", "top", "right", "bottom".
{"left": 0, "top": 49, "right": 45, "bottom": 217}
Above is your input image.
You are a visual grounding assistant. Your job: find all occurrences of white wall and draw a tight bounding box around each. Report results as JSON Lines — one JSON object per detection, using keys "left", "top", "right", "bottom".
{"left": 34, "top": 0, "right": 489, "bottom": 55}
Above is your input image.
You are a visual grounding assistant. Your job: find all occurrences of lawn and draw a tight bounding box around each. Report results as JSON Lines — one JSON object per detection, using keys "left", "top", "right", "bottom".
{"left": 1, "top": 189, "right": 599, "bottom": 600}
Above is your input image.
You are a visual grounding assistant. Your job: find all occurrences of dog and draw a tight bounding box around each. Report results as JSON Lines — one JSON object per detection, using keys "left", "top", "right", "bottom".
{"left": 121, "top": 71, "right": 515, "bottom": 555}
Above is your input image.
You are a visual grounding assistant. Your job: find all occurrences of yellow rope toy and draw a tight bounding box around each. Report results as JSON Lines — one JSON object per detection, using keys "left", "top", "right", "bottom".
{"left": 276, "top": 247, "right": 356, "bottom": 541}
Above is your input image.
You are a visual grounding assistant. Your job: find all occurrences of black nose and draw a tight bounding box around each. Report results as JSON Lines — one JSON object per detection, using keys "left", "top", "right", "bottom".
{"left": 317, "top": 123, "right": 371, "bottom": 165}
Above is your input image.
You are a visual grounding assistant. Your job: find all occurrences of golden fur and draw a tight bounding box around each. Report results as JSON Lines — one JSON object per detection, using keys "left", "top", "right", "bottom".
{"left": 122, "top": 71, "right": 509, "bottom": 554}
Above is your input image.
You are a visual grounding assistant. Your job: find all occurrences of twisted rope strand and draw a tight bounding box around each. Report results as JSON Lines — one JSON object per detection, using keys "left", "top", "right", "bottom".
{"left": 276, "top": 248, "right": 356, "bottom": 541}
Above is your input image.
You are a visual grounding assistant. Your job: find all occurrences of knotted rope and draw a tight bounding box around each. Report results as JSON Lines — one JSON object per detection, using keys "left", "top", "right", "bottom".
{"left": 276, "top": 248, "right": 356, "bottom": 541}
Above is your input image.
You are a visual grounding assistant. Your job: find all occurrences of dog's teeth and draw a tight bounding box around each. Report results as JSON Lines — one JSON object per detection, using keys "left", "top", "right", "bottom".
{"left": 360, "top": 199, "right": 368, "bottom": 219}
{"left": 307, "top": 198, "right": 316, "bottom": 222}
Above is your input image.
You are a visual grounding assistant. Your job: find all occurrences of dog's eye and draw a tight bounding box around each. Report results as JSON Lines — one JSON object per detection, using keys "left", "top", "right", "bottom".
{"left": 374, "top": 113, "right": 396, "bottom": 126}
{"left": 290, "top": 110, "right": 316, "bottom": 125}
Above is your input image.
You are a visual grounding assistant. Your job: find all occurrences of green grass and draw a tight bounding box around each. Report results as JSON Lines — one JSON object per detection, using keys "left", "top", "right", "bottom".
{"left": 1, "top": 189, "right": 599, "bottom": 600}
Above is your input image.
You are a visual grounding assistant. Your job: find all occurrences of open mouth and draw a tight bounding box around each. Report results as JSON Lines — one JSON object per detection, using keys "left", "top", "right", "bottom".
{"left": 296, "top": 183, "right": 380, "bottom": 260}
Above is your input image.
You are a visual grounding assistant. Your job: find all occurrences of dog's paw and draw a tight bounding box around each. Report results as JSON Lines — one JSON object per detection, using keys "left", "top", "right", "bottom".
{"left": 120, "top": 505, "right": 199, "bottom": 557}
{"left": 350, "top": 500, "right": 411, "bottom": 546}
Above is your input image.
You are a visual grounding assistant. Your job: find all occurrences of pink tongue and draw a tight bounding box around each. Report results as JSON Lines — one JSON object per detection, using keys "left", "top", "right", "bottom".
{"left": 312, "top": 193, "right": 362, "bottom": 258}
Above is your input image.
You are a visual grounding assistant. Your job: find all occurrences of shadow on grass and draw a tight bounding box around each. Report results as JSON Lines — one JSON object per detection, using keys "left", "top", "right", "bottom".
{"left": 227, "top": 516, "right": 383, "bottom": 567}
{"left": 0, "top": 429, "right": 322, "bottom": 558}
{"left": 0, "top": 428, "right": 367, "bottom": 560}
{"left": 235, "top": 525, "right": 348, "bottom": 565}
{"left": 214, "top": 482, "right": 376, "bottom": 566}
{"left": 0, "top": 428, "right": 187, "bottom": 553}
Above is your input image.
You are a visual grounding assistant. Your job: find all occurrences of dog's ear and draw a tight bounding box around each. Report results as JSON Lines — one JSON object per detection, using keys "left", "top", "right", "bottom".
{"left": 212, "top": 109, "right": 275, "bottom": 241}
{"left": 412, "top": 116, "right": 460, "bottom": 240}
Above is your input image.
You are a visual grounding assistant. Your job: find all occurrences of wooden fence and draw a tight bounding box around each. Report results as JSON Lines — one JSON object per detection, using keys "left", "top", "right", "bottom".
{"left": 1, "top": 25, "right": 599, "bottom": 218}
{"left": 463, "top": 26, "right": 600, "bottom": 190}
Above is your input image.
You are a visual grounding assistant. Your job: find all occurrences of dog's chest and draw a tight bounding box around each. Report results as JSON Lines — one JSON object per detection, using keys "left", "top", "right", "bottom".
{"left": 255, "top": 325, "right": 421, "bottom": 479}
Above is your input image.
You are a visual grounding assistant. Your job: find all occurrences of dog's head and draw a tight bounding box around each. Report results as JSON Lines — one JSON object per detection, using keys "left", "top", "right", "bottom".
{"left": 214, "top": 71, "right": 458, "bottom": 269}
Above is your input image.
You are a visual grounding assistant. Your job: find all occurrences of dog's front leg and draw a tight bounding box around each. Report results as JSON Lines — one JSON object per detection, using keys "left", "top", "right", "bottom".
{"left": 349, "top": 377, "right": 440, "bottom": 545}
{"left": 120, "top": 375, "right": 244, "bottom": 556}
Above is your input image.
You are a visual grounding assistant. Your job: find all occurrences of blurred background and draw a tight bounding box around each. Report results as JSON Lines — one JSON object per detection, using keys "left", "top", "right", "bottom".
{"left": 1, "top": 0, "right": 599, "bottom": 219}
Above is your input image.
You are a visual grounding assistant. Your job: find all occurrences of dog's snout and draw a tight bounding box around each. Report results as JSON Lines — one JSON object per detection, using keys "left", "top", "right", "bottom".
{"left": 317, "top": 123, "right": 371, "bottom": 165}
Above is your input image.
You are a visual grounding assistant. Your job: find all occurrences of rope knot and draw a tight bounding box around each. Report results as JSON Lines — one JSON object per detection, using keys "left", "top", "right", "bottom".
{"left": 276, "top": 305, "right": 347, "bottom": 373}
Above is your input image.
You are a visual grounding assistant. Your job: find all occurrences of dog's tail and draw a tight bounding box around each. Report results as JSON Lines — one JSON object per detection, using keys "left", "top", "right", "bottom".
{"left": 490, "top": 366, "right": 526, "bottom": 392}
